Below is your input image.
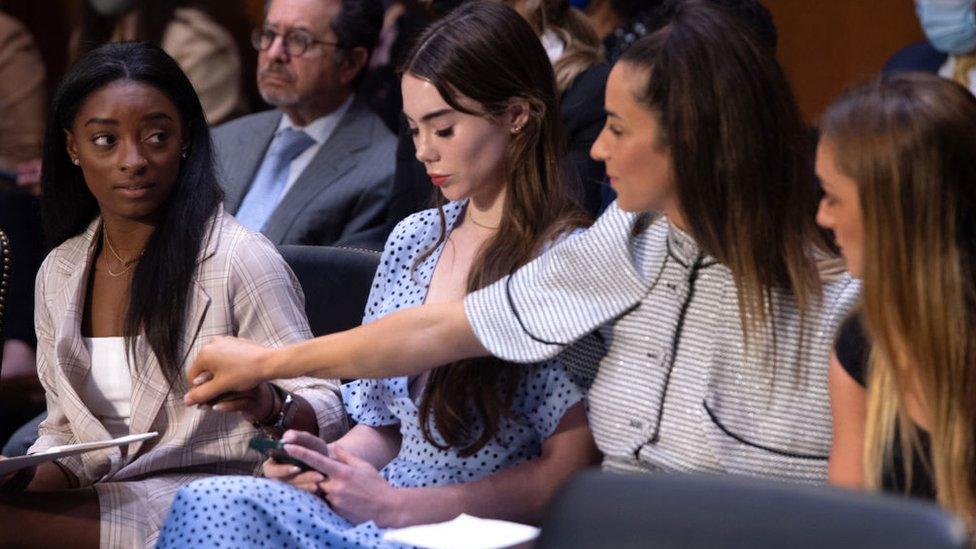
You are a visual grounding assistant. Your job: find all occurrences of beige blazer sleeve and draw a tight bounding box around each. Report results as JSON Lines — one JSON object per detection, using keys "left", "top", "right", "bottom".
{"left": 226, "top": 229, "right": 348, "bottom": 441}
{"left": 0, "top": 13, "right": 45, "bottom": 168}
{"left": 162, "top": 8, "right": 247, "bottom": 125}
{"left": 30, "top": 258, "right": 86, "bottom": 484}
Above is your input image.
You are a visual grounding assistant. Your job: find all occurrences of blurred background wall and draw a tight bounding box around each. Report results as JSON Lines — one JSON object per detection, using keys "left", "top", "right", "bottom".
{"left": 7, "top": 0, "right": 926, "bottom": 125}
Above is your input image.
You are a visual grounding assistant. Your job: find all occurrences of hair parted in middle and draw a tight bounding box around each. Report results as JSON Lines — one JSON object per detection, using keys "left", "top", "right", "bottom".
{"left": 401, "top": 0, "right": 589, "bottom": 456}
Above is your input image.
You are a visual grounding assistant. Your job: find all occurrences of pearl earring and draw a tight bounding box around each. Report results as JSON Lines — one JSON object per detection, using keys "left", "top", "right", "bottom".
{"left": 71, "top": 157, "right": 80, "bottom": 165}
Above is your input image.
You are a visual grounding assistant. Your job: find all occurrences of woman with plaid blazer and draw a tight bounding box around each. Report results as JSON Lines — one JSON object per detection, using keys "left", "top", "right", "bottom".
{"left": 0, "top": 43, "right": 345, "bottom": 547}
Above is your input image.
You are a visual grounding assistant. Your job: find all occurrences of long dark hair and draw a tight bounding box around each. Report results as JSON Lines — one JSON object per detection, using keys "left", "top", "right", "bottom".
{"left": 619, "top": 0, "right": 825, "bottom": 340}
{"left": 404, "top": 1, "right": 589, "bottom": 456}
{"left": 42, "top": 42, "right": 223, "bottom": 388}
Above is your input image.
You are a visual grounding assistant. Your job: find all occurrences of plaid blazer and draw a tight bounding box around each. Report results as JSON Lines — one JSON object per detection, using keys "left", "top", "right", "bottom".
{"left": 28, "top": 206, "right": 346, "bottom": 547}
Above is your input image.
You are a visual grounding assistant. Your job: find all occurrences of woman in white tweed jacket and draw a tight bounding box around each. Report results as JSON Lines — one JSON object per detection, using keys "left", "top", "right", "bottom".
{"left": 187, "top": 1, "right": 859, "bottom": 485}
{"left": 0, "top": 43, "right": 344, "bottom": 547}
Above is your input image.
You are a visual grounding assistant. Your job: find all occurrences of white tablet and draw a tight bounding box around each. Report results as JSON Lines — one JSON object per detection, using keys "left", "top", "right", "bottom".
{"left": 0, "top": 432, "right": 158, "bottom": 476}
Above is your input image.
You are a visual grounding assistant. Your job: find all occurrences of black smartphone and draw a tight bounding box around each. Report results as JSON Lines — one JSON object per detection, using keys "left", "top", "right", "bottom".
{"left": 248, "top": 437, "right": 316, "bottom": 472}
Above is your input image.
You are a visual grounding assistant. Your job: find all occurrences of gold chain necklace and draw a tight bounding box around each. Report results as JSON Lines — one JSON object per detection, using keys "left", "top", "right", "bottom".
{"left": 102, "top": 232, "right": 144, "bottom": 278}
{"left": 466, "top": 215, "right": 500, "bottom": 231}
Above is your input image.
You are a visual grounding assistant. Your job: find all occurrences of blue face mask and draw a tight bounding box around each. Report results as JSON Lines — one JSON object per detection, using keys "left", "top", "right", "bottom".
{"left": 916, "top": 0, "right": 976, "bottom": 54}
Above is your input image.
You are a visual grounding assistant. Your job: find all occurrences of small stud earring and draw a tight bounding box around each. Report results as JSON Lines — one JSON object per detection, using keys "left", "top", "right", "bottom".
{"left": 71, "top": 157, "right": 80, "bottom": 165}
{"left": 511, "top": 125, "right": 523, "bottom": 134}
{"left": 181, "top": 149, "right": 189, "bottom": 159}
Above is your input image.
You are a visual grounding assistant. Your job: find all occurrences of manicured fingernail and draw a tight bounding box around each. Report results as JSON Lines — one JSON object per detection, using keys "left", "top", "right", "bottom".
{"left": 288, "top": 466, "right": 301, "bottom": 474}
{"left": 213, "top": 403, "right": 227, "bottom": 412}
{"left": 193, "top": 372, "right": 212, "bottom": 385}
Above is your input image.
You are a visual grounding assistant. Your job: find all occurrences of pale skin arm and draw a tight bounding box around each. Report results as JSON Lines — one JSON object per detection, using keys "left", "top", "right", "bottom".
{"left": 185, "top": 301, "right": 488, "bottom": 405}
{"left": 278, "top": 403, "right": 598, "bottom": 528}
{"left": 827, "top": 351, "right": 867, "bottom": 489}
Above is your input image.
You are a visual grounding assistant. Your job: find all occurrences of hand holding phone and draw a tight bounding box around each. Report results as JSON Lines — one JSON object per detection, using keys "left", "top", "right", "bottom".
{"left": 248, "top": 437, "right": 316, "bottom": 472}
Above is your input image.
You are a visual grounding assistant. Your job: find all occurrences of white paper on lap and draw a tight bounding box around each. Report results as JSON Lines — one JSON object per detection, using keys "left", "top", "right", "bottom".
{"left": 0, "top": 432, "right": 158, "bottom": 476}
{"left": 382, "top": 513, "right": 540, "bottom": 549}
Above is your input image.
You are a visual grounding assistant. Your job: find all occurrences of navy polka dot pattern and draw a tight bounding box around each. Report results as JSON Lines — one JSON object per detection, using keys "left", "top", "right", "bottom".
{"left": 156, "top": 202, "right": 584, "bottom": 548}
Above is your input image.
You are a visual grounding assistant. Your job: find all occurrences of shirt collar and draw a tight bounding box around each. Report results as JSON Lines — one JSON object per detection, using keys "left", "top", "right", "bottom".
{"left": 277, "top": 94, "right": 355, "bottom": 145}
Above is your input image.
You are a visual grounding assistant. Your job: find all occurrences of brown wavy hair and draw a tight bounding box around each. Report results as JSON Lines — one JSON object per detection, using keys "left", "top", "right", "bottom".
{"left": 619, "top": 0, "right": 827, "bottom": 344}
{"left": 402, "top": 0, "right": 589, "bottom": 456}
{"left": 821, "top": 73, "right": 976, "bottom": 524}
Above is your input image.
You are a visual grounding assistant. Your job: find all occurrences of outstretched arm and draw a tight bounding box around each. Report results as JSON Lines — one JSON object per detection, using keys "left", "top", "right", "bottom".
{"left": 185, "top": 300, "right": 487, "bottom": 405}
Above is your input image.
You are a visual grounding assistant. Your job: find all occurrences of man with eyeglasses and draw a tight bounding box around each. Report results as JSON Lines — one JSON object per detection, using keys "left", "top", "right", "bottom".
{"left": 213, "top": 0, "right": 394, "bottom": 250}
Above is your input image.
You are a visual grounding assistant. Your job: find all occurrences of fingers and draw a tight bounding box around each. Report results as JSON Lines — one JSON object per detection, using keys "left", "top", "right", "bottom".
{"left": 281, "top": 430, "right": 330, "bottom": 455}
{"left": 184, "top": 382, "right": 227, "bottom": 406}
{"left": 192, "top": 371, "right": 213, "bottom": 386}
{"left": 210, "top": 397, "right": 254, "bottom": 414}
{"left": 284, "top": 444, "right": 350, "bottom": 478}
{"left": 263, "top": 459, "right": 302, "bottom": 480}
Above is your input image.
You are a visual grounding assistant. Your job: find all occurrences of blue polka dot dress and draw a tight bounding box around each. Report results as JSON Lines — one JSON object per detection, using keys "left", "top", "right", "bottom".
{"left": 157, "top": 202, "right": 584, "bottom": 548}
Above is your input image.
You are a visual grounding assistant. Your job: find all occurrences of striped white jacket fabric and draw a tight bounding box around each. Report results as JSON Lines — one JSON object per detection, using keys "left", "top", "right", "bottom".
{"left": 465, "top": 201, "right": 860, "bottom": 483}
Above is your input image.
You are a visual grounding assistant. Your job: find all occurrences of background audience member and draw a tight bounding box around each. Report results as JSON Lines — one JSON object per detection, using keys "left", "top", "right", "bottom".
{"left": 216, "top": 0, "right": 396, "bottom": 251}
{"left": 74, "top": 0, "right": 250, "bottom": 125}
{"left": 885, "top": 0, "right": 976, "bottom": 96}
{"left": 598, "top": 0, "right": 776, "bottom": 64}
{"left": 819, "top": 73, "right": 976, "bottom": 527}
{"left": 185, "top": 0, "right": 859, "bottom": 485}
{"left": 0, "top": 10, "right": 47, "bottom": 448}
{"left": 0, "top": 11, "right": 44, "bottom": 171}
{"left": 160, "top": 6, "right": 598, "bottom": 544}
{"left": 505, "top": 0, "right": 610, "bottom": 216}
{"left": 0, "top": 43, "right": 345, "bottom": 548}
{"left": 360, "top": 0, "right": 431, "bottom": 132}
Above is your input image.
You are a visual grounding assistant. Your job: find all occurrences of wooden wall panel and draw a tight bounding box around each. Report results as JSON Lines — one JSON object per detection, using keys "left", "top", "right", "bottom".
{"left": 767, "top": 0, "right": 925, "bottom": 123}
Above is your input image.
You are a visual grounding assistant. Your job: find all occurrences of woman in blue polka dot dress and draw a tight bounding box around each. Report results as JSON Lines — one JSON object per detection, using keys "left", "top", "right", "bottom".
{"left": 157, "top": 3, "right": 599, "bottom": 548}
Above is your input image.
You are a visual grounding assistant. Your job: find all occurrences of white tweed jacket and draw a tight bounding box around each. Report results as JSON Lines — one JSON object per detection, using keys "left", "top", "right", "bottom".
{"left": 29, "top": 205, "right": 346, "bottom": 547}
{"left": 466, "top": 201, "right": 860, "bottom": 484}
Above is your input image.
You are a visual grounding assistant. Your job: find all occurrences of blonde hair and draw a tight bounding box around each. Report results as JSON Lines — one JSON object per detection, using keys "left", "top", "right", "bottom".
{"left": 821, "top": 73, "right": 976, "bottom": 524}
{"left": 504, "top": 0, "right": 603, "bottom": 92}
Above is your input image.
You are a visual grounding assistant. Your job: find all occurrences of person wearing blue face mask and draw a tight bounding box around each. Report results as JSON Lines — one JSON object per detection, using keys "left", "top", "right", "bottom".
{"left": 885, "top": 0, "right": 976, "bottom": 95}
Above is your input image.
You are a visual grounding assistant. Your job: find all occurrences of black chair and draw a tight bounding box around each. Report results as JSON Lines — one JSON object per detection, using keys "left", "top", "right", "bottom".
{"left": 538, "top": 470, "right": 968, "bottom": 549}
{"left": 278, "top": 246, "right": 380, "bottom": 337}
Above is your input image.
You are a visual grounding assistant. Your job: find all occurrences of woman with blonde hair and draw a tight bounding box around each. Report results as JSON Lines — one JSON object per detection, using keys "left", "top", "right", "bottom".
{"left": 818, "top": 72, "right": 976, "bottom": 523}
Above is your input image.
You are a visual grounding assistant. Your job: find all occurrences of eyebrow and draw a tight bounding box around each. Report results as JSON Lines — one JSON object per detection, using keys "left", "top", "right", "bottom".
{"left": 406, "top": 108, "right": 455, "bottom": 125}
{"left": 84, "top": 112, "right": 175, "bottom": 127}
{"left": 604, "top": 109, "right": 620, "bottom": 119}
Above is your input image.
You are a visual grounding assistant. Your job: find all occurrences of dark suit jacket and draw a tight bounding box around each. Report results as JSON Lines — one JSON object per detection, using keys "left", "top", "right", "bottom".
{"left": 884, "top": 40, "right": 947, "bottom": 74}
{"left": 213, "top": 99, "right": 397, "bottom": 250}
{"left": 561, "top": 63, "right": 611, "bottom": 216}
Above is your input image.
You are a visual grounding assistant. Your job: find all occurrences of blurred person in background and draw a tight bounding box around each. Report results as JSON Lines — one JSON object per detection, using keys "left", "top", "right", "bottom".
{"left": 74, "top": 0, "right": 251, "bottom": 125}
{"left": 0, "top": 9, "right": 46, "bottom": 449}
{"left": 885, "top": 0, "right": 976, "bottom": 96}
